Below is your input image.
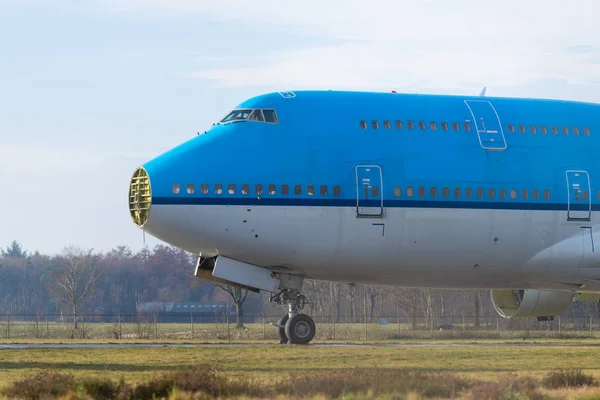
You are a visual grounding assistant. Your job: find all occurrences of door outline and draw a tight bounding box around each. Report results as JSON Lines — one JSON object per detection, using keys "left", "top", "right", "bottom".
{"left": 566, "top": 170, "right": 591, "bottom": 221}
{"left": 464, "top": 100, "right": 507, "bottom": 150}
{"left": 355, "top": 165, "right": 383, "bottom": 217}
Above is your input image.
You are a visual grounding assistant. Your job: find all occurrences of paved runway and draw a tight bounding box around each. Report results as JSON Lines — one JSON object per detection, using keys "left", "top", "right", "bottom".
{"left": 1, "top": 342, "right": 599, "bottom": 349}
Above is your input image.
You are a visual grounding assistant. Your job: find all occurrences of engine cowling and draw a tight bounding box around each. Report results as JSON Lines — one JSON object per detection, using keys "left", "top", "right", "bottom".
{"left": 491, "top": 289, "right": 574, "bottom": 319}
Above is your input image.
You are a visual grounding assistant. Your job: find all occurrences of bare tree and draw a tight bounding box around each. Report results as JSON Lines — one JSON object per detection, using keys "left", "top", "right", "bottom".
{"left": 46, "top": 246, "right": 101, "bottom": 332}
{"left": 218, "top": 285, "right": 248, "bottom": 328}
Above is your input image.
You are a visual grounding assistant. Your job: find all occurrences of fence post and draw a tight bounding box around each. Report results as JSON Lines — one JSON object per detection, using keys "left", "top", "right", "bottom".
{"left": 364, "top": 318, "right": 368, "bottom": 341}
{"left": 590, "top": 314, "right": 593, "bottom": 338}
{"left": 462, "top": 316, "right": 465, "bottom": 331}
{"left": 333, "top": 318, "right": 336, "bottom": 341}
{"left": 262, "top": 316, "right": 266, "bottom": 340}
{"left": 226, "top": 311, "right": 230, "bottom": 343}
{"left": 7, "top": 314, "right": 10, "bottom": 339}
{"left": 497, "top": 317, "right": 499, "bottom": 334}
{"left": 154, "top": 314, "right": 157, "bottom": 340}
{"left": 191, "top": 314, "right": 194, "bottom": 340}
{"left": 46, "top": 313, "right": 49, "bottom": 338}
{"left": 119, "top": 316, "right": 122, "bottom": 339}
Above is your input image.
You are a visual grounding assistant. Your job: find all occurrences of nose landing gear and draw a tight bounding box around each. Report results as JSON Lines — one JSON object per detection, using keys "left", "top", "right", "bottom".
{"left": 270, "top": 289, "right": 316, "bottom": 344}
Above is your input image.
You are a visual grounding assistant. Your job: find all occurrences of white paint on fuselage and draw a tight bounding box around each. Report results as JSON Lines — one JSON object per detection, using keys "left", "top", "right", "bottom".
{"left": 143, "top": 204, "right": 600, "bottom": 290}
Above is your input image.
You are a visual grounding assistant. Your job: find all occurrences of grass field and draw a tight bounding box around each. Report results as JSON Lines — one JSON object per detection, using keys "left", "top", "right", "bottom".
{"left": 3, "top": 340, "right": 600, "bottom": 398}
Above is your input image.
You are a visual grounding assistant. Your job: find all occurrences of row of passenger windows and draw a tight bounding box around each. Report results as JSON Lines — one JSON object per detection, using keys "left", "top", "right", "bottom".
{"left": 360, "top": 119, "right": 472, "bottom": 132}
{"left": 173, "top": 184, "right": 598, "bottom": 202}
{"left": 393, "top": 186, "right": 554, "bottom": 200}
{"left": 173, "top": 183, "right": 342, "bottom": 196}
{"left": 360, "top": 119, "right": 592, "bottom": 136}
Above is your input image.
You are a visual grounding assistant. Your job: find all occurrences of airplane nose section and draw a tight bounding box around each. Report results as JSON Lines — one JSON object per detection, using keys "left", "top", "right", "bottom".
{"left": 128, "top": 167, "right": 152, "bottom": 227}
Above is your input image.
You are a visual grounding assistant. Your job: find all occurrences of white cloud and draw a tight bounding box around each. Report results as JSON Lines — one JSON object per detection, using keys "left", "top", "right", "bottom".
{"left": 108, "top": 0, "right": 600, "bottom": 95}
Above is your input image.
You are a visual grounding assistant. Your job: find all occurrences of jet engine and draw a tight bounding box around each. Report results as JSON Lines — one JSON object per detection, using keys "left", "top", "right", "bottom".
{"left": 490, "top": 289, "right": 573, "bottom": 320}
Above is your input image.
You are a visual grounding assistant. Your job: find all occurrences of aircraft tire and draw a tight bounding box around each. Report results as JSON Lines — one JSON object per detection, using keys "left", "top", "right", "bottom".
{"left": 276, "top": 315, "right": 289, "bottom": 344}
{"left": 284, "top": 313, "right": 316, "bottom": 345}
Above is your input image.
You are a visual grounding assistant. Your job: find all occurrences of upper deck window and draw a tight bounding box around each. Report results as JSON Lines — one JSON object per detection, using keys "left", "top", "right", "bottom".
{"left": 220, "top": 109, "right": 252, "bottom": 123}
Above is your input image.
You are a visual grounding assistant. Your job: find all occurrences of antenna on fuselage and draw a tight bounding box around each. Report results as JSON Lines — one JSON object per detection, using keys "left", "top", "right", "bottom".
{"left": 479, "top": 86, "right": 487, "bottom": 97}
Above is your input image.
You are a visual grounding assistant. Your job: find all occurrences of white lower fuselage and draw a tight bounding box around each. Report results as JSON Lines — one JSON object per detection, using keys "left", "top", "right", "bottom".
{"left": 143, "top": 204, "right": 600, "bottom": 291}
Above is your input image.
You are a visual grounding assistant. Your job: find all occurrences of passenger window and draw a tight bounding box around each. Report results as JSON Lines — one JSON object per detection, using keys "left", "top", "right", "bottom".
{"left": 249, "top": 109, "right": 265, "bottom": 122}
{"left": 263, "top": 109, "right": 278, "bottom": 123}
{"left": 519, "top": 124, "right": 526, "bottom": 134}
{"left": 186, "top": 184, "right": 194, "bottom": 194}
{"left": 441, "top": 122, "right": 449, "bottom": 131}
{"left": 333, "top": 185, "right": 341, "bottom": 196}
{"left": 530, "top": 125, "right": 536, "bottom": 134}
{"left": 488, "top": 188, "right": 495, "bottom": 199}
{"left": 360, "top": 120, "right": 367, "bottom": 129}
{"left": 544, "top": 190, "right": 551, "bottom": 200}
{"left": 395, "top": 120, "right": 403, "bottom": 130}
{"left": 522, "top": 189, "right": 528, "bottom": 200}
{"left": 407, "top": 121, "right": 415, "bottom": 130}
{"left": 228, "top": 184, "right": 236, "bottom": 195}
{"left": 372, "top": 120, "right": 380, "bottom": 130}
{"left": 452, "top": 122, "right": 460, "bottom": 131}
{"left": 466, "top": 188, "right": 473, "bottom": 199}
{"left": 407, "top": 187, "right": 414, "bottom": 197}
{"left": 372, "top": 186, "right": 379, "bottom": 197}
{"left": 533, "top": 189, "right": 540, "bottom": 200}
{"left": 215, "top": 184, "right": 223, "bottom": 195}
{"left": 563, "top": 126, "right": 569, "bottom": 135}
{"left": 500, "top": 189, "right": 507, "bottom": 199}
{"left": 268, "top": 184, "right": 276, "bottom": 195}
{"left": 242, "top": 184, "right": 249, "bottom": 195}
{"left": 573, "top": 127, "right": 580, "bottom": 136}
{"left": 541, "top": 125, "right": 548, "bottom": 134}
{"left": 281, "top": 184, "right": 289, "bottom": 195}
{"left": 582, "top": 190, "right": 589, "bottom": 201}
{"left": 255, "top": 184, "right": 263, "bottom": 195}
{"left": 394, "top": 186, "right": 402, "bottom": 197}
{"left": 307, "top": 185, "right": 314, "bottom": 196}
{"left": 510, "top": 189, "right": 517, "bottom": 199}
{"left": 320, "top": 185, "right": 328, "bottom": 196}
{"left": 430, "top": 187, "right": 438, "bottom": 198}
{"left": 172, "top": 184, "right": 181, "bottom": 194}
{"left": 418, "top": 187, "right": 426, "bottom": 197}
{"left": 453, "top": 188, "right": 461, "bottom": 198}
{"left": 383, "top": 120, "right": 391, "bottom": 130}
{"left": 430, "top": 122, "right": 437, "bottom": 130}
{"left": 442, "top": 187, "right": 449, "bottom": 198}
{"left": 477, "top": 188, "right": 484, "bottom": 199}
{"left": 418, "top": 121, "right": 426, "bottom": 130}
{"left": 508, "top": 124, "right": 515, "bottom": 133}
{"left": 551, "top": 126, "right": 558, "bottom": 134}
{"left": 294, "top": 185, "right": 302, "bottom": 195}
{"left": 584, "top": 127, "right": 591, "bottom": 136}
{"left": 464, "top": 122, "right": 472, "bottom": 132}
{"left": 201, "top": 184, "right": 209, "bottom": 195}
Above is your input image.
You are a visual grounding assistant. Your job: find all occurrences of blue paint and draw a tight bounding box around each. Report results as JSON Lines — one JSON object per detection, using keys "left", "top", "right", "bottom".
{"left": 142, "top": 91, "right": 600, "bottom": 214}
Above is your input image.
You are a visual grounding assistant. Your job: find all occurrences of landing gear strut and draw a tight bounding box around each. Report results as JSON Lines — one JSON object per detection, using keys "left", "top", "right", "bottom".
{"left": 270, "top": 289, "right": 316, "bottom": 344}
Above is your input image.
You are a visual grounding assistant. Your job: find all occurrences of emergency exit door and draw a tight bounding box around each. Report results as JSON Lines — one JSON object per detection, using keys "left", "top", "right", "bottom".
{"left": 566, "top": 170, "right": 591, "bottom": 221}
{"left": 355, "top": 165, "right": 383, "bottom": 217}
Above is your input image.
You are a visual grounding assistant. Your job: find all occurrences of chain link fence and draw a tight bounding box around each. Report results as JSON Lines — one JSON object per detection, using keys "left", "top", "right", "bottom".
{"left": 0, "top": 313, "right": 598, "bottom": 341}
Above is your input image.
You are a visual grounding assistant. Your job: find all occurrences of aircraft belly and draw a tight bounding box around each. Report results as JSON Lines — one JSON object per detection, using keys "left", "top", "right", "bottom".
{"left": 141, "top": 204, "right": 588, "bottom": 289}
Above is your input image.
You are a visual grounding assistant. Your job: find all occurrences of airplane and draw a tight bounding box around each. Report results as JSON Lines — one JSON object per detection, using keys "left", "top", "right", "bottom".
{"left": 128, "top": 90, "right": 600, "bottom": 344}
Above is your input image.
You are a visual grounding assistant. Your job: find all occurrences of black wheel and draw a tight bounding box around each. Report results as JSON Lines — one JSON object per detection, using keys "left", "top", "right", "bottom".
{"left": 276, "top": 315, "right": 289, "bottom": 344}
{"left": 284, "top": 314, "right": 316, "bottom": 344}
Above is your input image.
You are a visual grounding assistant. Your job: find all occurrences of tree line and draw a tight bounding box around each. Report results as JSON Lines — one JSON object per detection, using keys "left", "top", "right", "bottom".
{"left": 1, "top": 241, "right": 598, "bottom": 330}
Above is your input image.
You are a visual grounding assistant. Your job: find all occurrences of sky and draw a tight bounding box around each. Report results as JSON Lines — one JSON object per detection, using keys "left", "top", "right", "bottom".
{"left": 1, "top": 0, "right": 600, "bottom": 254}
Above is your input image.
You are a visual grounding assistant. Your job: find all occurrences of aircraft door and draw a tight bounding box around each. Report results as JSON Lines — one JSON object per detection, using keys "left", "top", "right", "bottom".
{"left": 464, "top": 100, "right": 507, "bottom": 150}
{"left": 566, "top": 170, "right": 591, "bottom": 221}
{"left": 355, "top": 165, "right": 383, "bottom": 217}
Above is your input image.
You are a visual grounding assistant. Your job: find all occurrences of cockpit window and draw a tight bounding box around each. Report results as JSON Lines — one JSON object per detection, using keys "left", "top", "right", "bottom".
{"left": 220, "top": 109, "right": 252, "bottom": 123}
{"left": 220, "top": 109, "right": 279, "bottom": 124}
{"left": 249, "top": 109, "right": 265, "bottom": 122}
{"left": 263, "top": 109, "right": 278, "bottom": 123}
